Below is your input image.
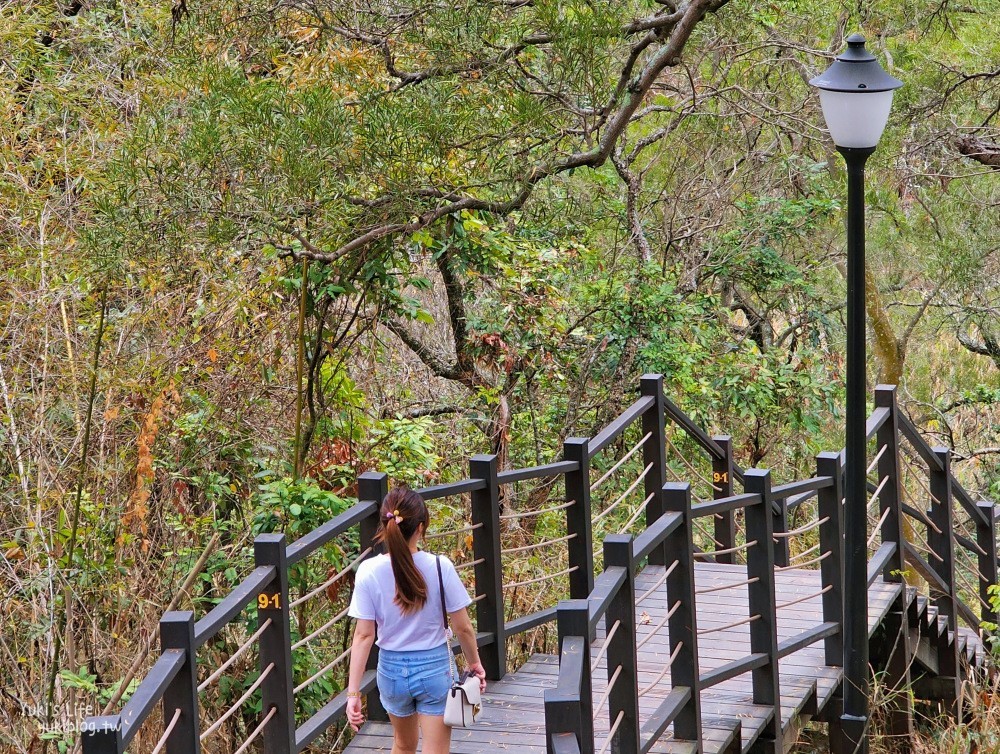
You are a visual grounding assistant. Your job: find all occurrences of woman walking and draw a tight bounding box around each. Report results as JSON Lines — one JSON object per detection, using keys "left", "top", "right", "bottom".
{"left": 345, "top": 487, "right": 487, "bottom": 753}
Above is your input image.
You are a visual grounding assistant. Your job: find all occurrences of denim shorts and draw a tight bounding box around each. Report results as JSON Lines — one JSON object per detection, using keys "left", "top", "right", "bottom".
{"left": 376, "top": 644, "right": 451, "bottom": 717}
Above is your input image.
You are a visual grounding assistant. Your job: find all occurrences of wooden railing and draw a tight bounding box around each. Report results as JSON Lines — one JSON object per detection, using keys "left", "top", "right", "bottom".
{"left": 542, "top": 383, "right": 997, "bottom": 754}
{"left": 80, "top": 375, "right": 684, "bottom": 753}
{"left": 79, "top": 377, "right": 997, "bottom": 754}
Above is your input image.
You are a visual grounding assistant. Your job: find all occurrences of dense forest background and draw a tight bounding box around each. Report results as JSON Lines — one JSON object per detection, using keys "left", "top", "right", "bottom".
{"left": 2, "top": 0, "right": 998, "bottom": 751}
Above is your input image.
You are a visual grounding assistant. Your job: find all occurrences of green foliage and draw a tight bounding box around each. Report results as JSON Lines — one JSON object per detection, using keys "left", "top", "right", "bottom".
{"left": 252, "top": 474, "right": 350, "bottom": 539}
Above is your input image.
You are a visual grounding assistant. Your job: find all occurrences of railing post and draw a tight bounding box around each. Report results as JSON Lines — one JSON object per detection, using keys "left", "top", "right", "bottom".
{"left": 875, "top": 386, "right": 907, "bottom": 582}
{"left": 927, "top": 447, "right": 960, "bottom": 713}
{"left": 815, "top": 452, "right": 848, "bottom": 754}
{"left": 558, "top": 600, "right": 594, "bottom": 753}
{"left": 640, "top": 374, "right": 668, "bottom": 566}
{"left": 603, "top": 535, "right": 640, "bottom": 754}
{"left": 81, "top": 717, "right": 122, "bottom": 754}
{"left": 357, "top": 471, "right": 388, "bottom": 722}
{"left": 662, "top": 483, "right": 703, "bottom": 747}
{"left": 873, "top": 385, "right": 914, "bottom": 740}
{"left": 976, "top": 500, "right": 998, "bottom": 629}
{"left": 743, "top": 469, "right": 781, "bottom": 754}
{"left": 772, "top": 496, "right": 790, "bottom": 568}
{"left": 254, "top": 535, "right": 296, "bottom": 754}
{"left": 470, "top": 454, "right": 505, "bottom": 680}
{"left": 816, "top": 453, "right": 845, "bottom": 668}
{"left": 564, "top": 438, "right": 595, "bottom": 599}
{"left": 712, "top": 435, "right": 737, "bottom": 564}
{"left": 159, "top": 612, "right": 200, "bottom": 754}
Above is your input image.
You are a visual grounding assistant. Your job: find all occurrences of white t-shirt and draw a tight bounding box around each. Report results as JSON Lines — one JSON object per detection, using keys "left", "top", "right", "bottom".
{"left": 348, "top": 551, "right": 473, "bottom": 652}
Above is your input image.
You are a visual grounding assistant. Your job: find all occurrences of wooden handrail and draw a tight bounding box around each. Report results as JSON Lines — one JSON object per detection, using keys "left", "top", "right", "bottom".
{"left": 118, "top": 650, "right": 185, "bottom": 747}
{"left": 690, "top": 492, "right": 760, "bottom": 518}
{"left": 286, "top": 499, "right": 379, "bottom": 565}
{"left": 497, "top": 459, "right": 579, "bottom": 484}
{"left": 589, "top": 395, "right": 655, "bottom": 457}
{"left": 193, "top": 566, "right": 275, "bottom": 647}
{"left": 414, "top": 476, "right": 487, "bottom": 500}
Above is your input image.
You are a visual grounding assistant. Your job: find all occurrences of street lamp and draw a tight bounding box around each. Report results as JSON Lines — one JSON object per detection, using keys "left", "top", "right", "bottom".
{"left": 810, "top": 34, "right": 902, "bottom": 754}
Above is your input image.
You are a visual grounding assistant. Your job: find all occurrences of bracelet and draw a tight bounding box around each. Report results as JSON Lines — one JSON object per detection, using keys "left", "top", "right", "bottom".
{"left": 346, "top": 691, "right": 362, "bottom": 699}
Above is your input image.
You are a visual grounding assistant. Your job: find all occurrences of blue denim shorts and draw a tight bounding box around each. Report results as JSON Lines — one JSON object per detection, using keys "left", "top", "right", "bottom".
{"left": 376, "top": 644, "right": 451, "bottom": 717}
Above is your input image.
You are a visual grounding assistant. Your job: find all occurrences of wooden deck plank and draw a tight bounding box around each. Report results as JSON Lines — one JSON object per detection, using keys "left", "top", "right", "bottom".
{"left": 342, "top": 563, "right": 956, "bottom": 754}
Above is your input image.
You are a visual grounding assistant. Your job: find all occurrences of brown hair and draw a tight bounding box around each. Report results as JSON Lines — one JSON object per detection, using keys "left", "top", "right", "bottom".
{"left": 375, "top": 486, "right": 431, "bottom": 614}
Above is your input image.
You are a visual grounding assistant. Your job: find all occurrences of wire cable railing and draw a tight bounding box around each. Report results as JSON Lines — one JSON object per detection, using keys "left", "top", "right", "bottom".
{"left": 200, "top": 663, "right": 274, "bottom": 742}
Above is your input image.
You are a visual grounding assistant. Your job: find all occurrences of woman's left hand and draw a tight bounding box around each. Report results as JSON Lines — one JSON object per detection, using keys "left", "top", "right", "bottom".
{"left": 346, "top": 696, "right": 365, "bottom": 731}
{"left": 467, "top": 661, "right": 487, "bottom": 693}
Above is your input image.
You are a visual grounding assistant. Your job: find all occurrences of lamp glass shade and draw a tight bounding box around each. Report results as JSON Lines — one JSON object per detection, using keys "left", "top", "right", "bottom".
{"left": 817, "top": 88, "right": 895, "bottom": 148}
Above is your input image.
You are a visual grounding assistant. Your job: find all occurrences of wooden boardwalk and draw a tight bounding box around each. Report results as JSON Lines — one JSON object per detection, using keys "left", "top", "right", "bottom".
{"left": 344, "top": 563, "right": 982, "bottom": 754}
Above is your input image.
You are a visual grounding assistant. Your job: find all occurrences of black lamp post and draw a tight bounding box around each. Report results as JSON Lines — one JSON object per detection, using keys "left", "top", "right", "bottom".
{"left": 810, "top": 34, "right": 902, "bottom": 754}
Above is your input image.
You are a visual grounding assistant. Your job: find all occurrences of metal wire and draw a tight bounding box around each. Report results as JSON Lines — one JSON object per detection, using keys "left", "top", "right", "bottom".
{"left": 594, "top": 664, "right": 622, "bottom": 712}
{"left": 590, "top": 432, "right": 652, "bottom": 492}
{"left": 591, "top": 620, "right": 622, "bottom": 671}
{"left": 199, "top": 619, "right": 273, "bottom": 692}
{"left": 867, "top": 476, "right": 890, "bottom": 510}
{"left": 597, "top": 711, "right": 626, "bottom": 754}
{"left": 595, "top": 463, "right": 654, "bottom": 522}
{"left": 619, "top": 491, "right": 656, "bottom": 533}
{"left": 665, "top": 463, "right": 708, "bottom": 504}
{"left": 636, "top": 601, "right": 680, "bottom": 651}
{"left": 293, "top": 646, "right": 351, "bottom": 694}
{"left": 150, "top": 709, "right": 182, "bottom": 754}
{"left": 697, "top": 614, "right": 760, "bottom": 636}
{"left": 637, "top": 642, "right": 683, "bottom": 695}
{"left": 502, "top": 532, "right": 578, "bottom": 555}
{"left": 692, "top": 520, "right": 725, "bottom": 548}
{"left": 500, "top": 500, "right": 575, "bottom": 521}
{"left": 696, "top": 577, "right": 759, "bottom": 596}
{"left": 866, "top": 507, "right": 892, "bottom": 548}
{"left": 425, "top": 523, "right": 483, "bottom": 541}
{"left": 956, "top": 522, "right": 988, "bottom": 556}
{"left": 471, "top": 593, "right": 487, "bottom": 603}
{"left": 233, "top": 706, "right": 278, "bottom": 754}
{"left": 693, "top": 540, "right": 757, "bottom": 558}
{"left": 909, "top": 538, "right": 944, "bottom": 562}
{"left": 455, "top": 558, "right": 486, "bottom": 571}
{"left": 775, "top": 585, "right": 833, "bottom": 611}
{"left": 789, "top": 542, "right": 821, "bottom": 562}
{"left": 776, "top": 550, "right": 831, "bottom": 571}
{"left": 291, "top": 548, "right": 372, "bottom": 608}
{"left": 665, "top": 434, "right": 722, "bottom": 492}
{"left": 774, "top": 517, "right": 828, "bottom": 539}
{"left": 200, "top": 663, "right": 274, "bottom": 741}
{"left": 292, "top": 607, "right": 349, "bottom": 651}
{"left": 955, "top": 573, "right": 992, "bottom": 611}
{"left": 901, "top": 457, "right": 942, "bottom": 506}
{"left": 866, "top": 444, "right": 888, "bottom": 476}
{"left": 636, "top": 561, "right": 679, "bottom": 604}
{"left": 504, "top": 566, "right": 579, "bottom": 590}
{"left": 901, "top": 492, "right": 943, "bottom": 534}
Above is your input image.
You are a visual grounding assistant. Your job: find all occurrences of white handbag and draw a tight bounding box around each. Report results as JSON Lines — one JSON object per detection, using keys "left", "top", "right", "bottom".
{"left": 444, "top": 671, "right": 482, "bottom": 727}
{"left": 436, "top": 557, "right": 482, "bottom": 728}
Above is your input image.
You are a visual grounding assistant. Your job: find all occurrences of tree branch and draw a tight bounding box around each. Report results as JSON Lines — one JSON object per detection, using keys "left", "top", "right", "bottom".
{"left": 384, "top": 319, "right": 464, "bottom": 381}
{"left": 287, "top": 0, "right": 730, "bottom": 263}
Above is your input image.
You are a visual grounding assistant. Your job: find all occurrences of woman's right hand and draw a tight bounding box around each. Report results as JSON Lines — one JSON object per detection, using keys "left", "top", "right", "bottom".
{"left": 346, "top": 696, "right": 365, "bottom": 731}
{"left": 467, "top": 661, "right": 487, "bottom": 693}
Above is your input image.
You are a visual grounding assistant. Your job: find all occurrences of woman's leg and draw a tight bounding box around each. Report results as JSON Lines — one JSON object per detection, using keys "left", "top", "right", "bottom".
{"left": 417, "top": 714, "right": 451, "bottom": 754}
{"left": 389, "top": 713, "right": 420, "bottom": 754}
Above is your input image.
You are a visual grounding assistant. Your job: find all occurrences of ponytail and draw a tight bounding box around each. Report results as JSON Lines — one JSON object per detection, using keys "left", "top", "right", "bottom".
{"left": 375, "top": 487, "right": 430, "bottom": 614}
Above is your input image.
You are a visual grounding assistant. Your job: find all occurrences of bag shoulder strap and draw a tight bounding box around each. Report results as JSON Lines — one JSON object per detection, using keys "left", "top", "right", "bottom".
{"left": 436, "top": 556, "right": 448, "bottom": 631}
{"left": 437, "top": 556, "right": 458, "bottom": 683}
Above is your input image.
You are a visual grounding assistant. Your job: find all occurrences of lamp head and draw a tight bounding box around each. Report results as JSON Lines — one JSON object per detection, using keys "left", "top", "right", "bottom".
{"left": 809, "top": 34, "right": 903, "bottom": 149}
